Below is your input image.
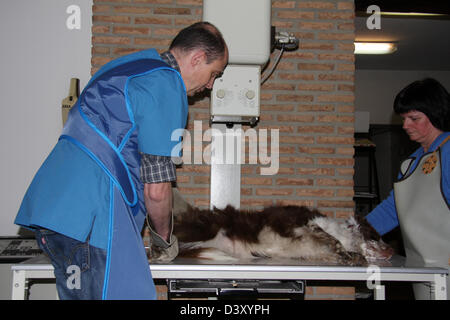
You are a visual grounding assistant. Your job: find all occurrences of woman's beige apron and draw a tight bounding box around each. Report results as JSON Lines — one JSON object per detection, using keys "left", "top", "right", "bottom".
{"left": 394, "top": 140, "right": 450, "bottom": 300}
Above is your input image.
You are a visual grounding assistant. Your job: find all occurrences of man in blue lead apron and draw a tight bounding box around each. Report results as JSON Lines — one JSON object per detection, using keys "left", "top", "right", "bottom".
{"left": 14, "top": 22, "right": 228, "bottom": 300}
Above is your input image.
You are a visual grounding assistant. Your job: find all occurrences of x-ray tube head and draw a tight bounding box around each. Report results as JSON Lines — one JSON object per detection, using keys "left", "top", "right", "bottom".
{"left": 203, "top": 0, "right": 271, "bottom": 65}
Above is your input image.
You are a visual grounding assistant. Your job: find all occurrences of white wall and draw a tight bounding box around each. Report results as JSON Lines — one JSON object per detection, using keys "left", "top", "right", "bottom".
{"left": 355, "top": 70, "right": 450, "bottom": 124}
{"left": 0, "top": 0, "right": 92, "bottom": 236}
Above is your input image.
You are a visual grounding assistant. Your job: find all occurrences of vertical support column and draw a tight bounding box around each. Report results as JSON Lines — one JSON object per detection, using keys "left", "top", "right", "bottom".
{"left": 373, "top": 284, "right": 385, "bottom": 300}
{"left": 12, "top": 270, "right": 26, "bottom": 300}
{"left": 210, "top": 123, "right": 241, "bottom": 210}
{"left": 433, "top": 274, "right": 448, "bottom": 300}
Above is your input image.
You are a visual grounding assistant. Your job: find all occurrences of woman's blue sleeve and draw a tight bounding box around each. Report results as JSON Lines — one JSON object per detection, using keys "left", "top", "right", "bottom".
{"left": 365, "top": 189, "right": 400, "bottom": 236}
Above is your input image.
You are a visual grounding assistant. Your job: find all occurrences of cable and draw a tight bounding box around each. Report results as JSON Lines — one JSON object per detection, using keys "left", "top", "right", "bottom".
{"left": 261, "top": 45, "right": 285, "bottom": 84}
{"left": 260, "top": 31, "right": 299, "bottom": 84}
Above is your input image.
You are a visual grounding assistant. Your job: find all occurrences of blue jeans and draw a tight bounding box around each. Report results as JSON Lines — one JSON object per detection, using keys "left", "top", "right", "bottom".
{"left": 35, "top": 229, "right": 107, "bottom": 300}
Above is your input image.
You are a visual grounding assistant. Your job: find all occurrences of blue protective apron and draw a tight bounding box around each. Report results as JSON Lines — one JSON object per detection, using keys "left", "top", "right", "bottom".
{"left": 61, "top": 58, "right": 183, "bottom": 300}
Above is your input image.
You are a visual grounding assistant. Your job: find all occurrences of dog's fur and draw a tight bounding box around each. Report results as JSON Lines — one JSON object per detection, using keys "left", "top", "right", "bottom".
{"left": 150, "top": 205, "right": 393, "bottom": 266}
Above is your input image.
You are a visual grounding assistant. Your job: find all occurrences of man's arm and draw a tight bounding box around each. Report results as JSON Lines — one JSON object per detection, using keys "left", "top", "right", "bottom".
{"left": 144, "top": 181, "right": 172, "bottom": 242}
{"left": 140, "top": 153, "right": 176, "bottom": 243}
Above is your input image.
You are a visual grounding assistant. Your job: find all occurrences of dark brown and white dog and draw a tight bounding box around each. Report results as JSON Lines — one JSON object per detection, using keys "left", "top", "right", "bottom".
{"left": 150, "top": 205, "right": 393, "bottom": 266}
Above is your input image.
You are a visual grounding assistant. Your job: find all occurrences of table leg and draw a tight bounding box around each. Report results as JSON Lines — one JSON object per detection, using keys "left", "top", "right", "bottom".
{"left": 11, "top": 270, "right": 26, "bottom": 300}
{"left": 432, "top": 274, "right": 447, "bottom": 300}
{"left": 373, "top": 284, "right": 385, "bottom": 300}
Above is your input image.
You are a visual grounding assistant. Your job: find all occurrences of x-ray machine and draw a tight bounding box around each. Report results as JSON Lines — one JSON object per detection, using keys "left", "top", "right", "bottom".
{"left": 204, "top": 0, "right": 298, "bottom": 210}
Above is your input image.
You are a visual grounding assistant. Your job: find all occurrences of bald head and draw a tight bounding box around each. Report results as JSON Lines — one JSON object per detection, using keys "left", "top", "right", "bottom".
{"left": 169, "top": 22, "right": 228, "bottom": 64}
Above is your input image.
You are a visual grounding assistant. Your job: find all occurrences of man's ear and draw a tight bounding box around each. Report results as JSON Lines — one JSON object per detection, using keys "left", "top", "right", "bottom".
{"left": 190, "top": 49, "right": 207, "bottom": 67}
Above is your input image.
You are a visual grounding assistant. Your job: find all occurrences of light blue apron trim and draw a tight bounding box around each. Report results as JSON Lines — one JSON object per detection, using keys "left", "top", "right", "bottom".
{"left": 59, "top": 133, "right": 136, "bottom": 209}
{"left": 77, "top": 105, "right": 138, "bottom": 206}
{"left": 77, "top": 103, "right": 119, "bottom": 153}
{"left": 102, "top": 180, "right": 115, "bottom": 300}
{"left": 62, "top": 105, "right": 138, "bottom": 207}
{"left": 102, "top": 184, "right": 156, "bottom": 299}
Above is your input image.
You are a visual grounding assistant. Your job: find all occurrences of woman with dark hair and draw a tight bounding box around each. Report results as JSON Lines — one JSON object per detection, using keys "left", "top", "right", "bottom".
{"left": 365, "top": 78, "right": 450, "bottom": 299}
{"left": 394, "top": 78, "right": 450, "bottom": 134}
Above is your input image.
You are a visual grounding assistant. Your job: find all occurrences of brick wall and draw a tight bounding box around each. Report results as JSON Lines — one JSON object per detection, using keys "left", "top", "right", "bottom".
{"left": 92, "top": 0, "right": 356, "bottom": 219}
{"left": 92, "top": 0, "right": 356, "bottom": 300}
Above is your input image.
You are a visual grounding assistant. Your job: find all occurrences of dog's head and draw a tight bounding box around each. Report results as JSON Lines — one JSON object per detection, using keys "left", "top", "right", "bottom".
{"left": 345, "top": 216, "right": 394, "bottom": 261}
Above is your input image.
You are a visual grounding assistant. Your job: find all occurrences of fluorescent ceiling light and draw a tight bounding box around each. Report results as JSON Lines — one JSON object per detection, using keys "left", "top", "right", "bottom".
{"left": 354, "top": 42, "right": 397, "bottom": 54}
{"left": 380, "top": 12, "right": 446, "bottom": 17}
